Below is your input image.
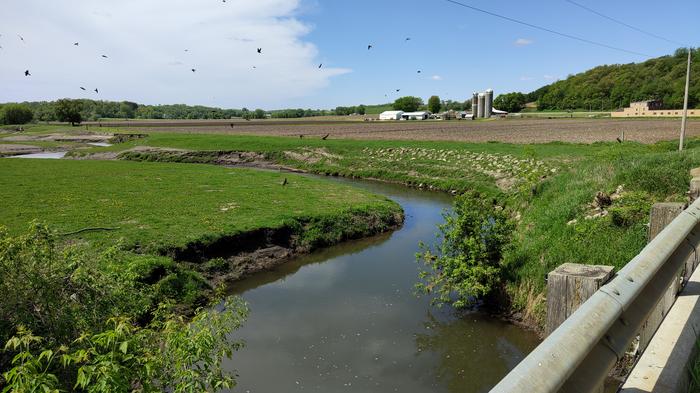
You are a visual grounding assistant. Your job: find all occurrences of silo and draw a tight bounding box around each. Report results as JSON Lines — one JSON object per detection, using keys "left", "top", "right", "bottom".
{"left": 485, "top": 89, "right": 494, "bottom": 118}
{"left": 477, "top": 93, "right": 485, "bottom": 118}
{"left": 472, "top": 92, "right": 479, "bottom": 119}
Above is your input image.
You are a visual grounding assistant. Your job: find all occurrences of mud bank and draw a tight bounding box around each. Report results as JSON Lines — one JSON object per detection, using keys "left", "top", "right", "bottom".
{"left": 169, "top": 206, "right": 405, "bottom": 288}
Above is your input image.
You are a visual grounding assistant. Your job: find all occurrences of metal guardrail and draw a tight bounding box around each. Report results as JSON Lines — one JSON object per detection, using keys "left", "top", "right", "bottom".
{"left": 490, "top": 197, "right": 700, "bottom": 393}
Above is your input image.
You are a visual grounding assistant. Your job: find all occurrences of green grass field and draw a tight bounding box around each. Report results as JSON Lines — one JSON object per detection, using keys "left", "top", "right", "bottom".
{"left": 0, "top": 159, "right": 400, "bottom": 255}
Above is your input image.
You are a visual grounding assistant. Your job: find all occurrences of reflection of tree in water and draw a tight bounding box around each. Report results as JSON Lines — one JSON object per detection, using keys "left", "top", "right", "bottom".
{"left": 414, "top": 311, "right": 538, "bottom": 393}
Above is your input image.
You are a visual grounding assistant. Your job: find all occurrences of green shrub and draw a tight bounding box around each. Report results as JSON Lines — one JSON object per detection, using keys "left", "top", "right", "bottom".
{"left": 416, "top": 191, "right": 514, "bottom": 308}
{"left": 0, "top": 104, "right": 33, "bottom": 125}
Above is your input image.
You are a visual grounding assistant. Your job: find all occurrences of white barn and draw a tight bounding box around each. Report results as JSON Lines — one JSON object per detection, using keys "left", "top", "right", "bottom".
{"left": 379, "top": 111, "right": 404, "bottom": 120}
{"left": 401, "top": 111, "right": 430, "bottom": 120}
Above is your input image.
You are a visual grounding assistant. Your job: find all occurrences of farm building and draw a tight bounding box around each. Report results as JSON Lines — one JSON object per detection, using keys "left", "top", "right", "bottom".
{"left": 379, "top": 111, "right": 404, "bottom": 120}
{"left": 611, "top": 100, "right": 699, "bottom": 118}
{"left": 401, "top": 111, "right": 430, "bottom": 120}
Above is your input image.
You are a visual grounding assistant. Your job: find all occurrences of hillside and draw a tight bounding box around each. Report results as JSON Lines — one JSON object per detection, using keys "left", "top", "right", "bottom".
{"left": 526, "top": 48, "right": 699, "bottom": 111}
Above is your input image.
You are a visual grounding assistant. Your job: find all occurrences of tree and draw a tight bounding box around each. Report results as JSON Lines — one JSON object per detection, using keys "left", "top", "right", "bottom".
{"left": 428, "top": 96, "right": 441, "bottom": 113}
{"left": 1, "top": 104, "right": 33, "bottom": 125}
{"left": 119, "top": 101, "right": 139, "bottom": 118}
{"left": 494, "top": 92, "right": 527, "bottom": 113}
{"left": 54, "top": 99, "right": 83, "bottom": 125}
{"left": 253, "top": 109, "right": 266, "bottom": 119}
{"left": 393, "top": 96, "right": 423, "bottom": 112}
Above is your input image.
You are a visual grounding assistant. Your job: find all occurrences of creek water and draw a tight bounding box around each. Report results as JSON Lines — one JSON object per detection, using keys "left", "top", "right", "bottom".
{"left": 225, "top": 178, "right": 539, "bottom": 393}
{"left": 9, "top": 151, "right": 67, "bottom": 159}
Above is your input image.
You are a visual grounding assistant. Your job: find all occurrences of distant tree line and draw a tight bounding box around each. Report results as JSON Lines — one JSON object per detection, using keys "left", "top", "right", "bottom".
{"left": 523, "top": 48, "right": 700, "bottom": 111}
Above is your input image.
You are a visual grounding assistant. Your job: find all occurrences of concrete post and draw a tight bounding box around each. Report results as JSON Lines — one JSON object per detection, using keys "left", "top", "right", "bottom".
{"left": 545, "top": 263, "right": 615, "bottom": 336}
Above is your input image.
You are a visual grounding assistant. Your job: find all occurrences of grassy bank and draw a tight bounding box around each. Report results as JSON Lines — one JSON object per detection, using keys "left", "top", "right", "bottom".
{"left": 0, "top": 158, "right": 403, "bottom": 306}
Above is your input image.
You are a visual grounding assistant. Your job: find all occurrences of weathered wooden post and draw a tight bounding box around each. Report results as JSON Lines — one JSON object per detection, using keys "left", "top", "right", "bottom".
{"left": 545, "top": 263, "right": 615, "bottom": 336}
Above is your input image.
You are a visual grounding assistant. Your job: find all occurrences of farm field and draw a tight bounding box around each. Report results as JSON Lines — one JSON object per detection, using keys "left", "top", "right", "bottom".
{"left": 85, "top": 117, "right": 700, "bottom": 144}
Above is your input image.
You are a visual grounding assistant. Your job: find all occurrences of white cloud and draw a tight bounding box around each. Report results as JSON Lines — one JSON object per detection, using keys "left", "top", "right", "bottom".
{"left": 514, "top": 38, "right": 534, "bottom": 46}
{"left": 431, "top": 75, "right": 443, "bottom": 81}
{"left": 0, "top": 0, "right": 350, "bottom": 108}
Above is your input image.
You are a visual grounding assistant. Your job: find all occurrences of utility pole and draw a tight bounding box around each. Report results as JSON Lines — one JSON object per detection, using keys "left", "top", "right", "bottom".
{"left": 680, "top": 48, "right": 692, "bottom": 152}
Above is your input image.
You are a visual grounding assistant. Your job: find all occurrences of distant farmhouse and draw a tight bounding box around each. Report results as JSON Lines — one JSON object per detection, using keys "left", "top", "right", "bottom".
{"left": 379, "top": 89, "right": 507, "bottom": 121}
{"left": 612, "top": 100, "right": 699, "bottom": 118}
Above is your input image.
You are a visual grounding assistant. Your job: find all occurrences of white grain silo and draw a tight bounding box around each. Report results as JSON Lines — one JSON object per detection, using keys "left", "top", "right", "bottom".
{"left": 484, "top": 89, "right": 494, "bottom": 118}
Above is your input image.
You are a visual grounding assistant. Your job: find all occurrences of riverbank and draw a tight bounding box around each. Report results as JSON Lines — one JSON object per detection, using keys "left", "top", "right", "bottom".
{"left": 7, "top": 126, "right": 700, "bottom": 332}
{"left": 0, "top": 158, "right": 403, "bottom": 310}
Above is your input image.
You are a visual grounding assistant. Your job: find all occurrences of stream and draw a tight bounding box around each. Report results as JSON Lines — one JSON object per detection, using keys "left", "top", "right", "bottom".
{"left": 224, "top": 178, "right": 539, "bottom": 393}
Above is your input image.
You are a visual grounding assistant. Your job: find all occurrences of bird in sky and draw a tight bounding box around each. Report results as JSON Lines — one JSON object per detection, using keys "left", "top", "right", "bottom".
{"left": 17, "top": 34, "right": 25, "bottom": 42}
{"left": 101, "top": 54, "right": 108, "bottom": 58}
{"left": 184, "top": 49, "right": 189, "bottom": 52}
{"left": 252, "top": 66, "right": 256, "bottom": 69}
{"left": 24, "top": 70, "right": 30, "bottom": 76}
{"left": 367, "top": 44, "right": 372, "bottom": 50}
{"left": 257, "top": 48, "right": 262, "bottom": 54}
{"left": 318, "top": 63, "right": 322, "bottom": 68}
{"left": 94, "top": 88, "right": 99, "bottom": 93}
{"left": 191, "top": 68, "right": 196, "bottom": 72}
{"left": 73, "top": 42, "right": 79, "bottom": 46}
{"left": 417, "top": 70, "right": 421, "bottom": 73}
{"left": 405, "top": 37, "right": 411, "bottom": 41}
{"left": 80, "top": 87, "right": 86, "bottom": 91}
{"left": 321, "top": 134, "right": 329, "bottom": 140}
{"left": 396, "top": 89, "right": 400, "bottom": 92}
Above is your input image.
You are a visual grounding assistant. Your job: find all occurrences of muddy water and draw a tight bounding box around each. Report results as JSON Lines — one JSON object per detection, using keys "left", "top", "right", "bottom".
{"left": 225, "top": 179, "right": 539, "bottom": 393}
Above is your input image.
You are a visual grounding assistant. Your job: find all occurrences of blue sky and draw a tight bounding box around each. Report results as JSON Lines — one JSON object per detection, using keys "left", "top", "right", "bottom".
{"left": 302, "top": 0, "right": 699, "bottom": 108}
{"left": 0, "top": 0, "right": 698, "bottom": 109}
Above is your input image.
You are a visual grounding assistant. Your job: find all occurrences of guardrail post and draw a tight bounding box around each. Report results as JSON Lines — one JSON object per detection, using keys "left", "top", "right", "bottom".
{"left": 545, "top": 263, "right": 614, "bottom": 336}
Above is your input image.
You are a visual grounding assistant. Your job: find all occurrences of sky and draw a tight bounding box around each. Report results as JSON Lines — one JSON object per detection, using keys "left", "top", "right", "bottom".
{"left": 0, "top": 0, "right": 698, "bottom": 109}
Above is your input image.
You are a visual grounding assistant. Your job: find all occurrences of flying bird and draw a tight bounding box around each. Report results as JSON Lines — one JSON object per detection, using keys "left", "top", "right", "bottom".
{"left": 184, "top": 49, "right": 189, "bottom": 52}
{"left": 191, "top": 68, "right": 196, "bottom": 72}
{"left": 17, "top": 34, "right": 24, "bottom": 42}
{"left": 396, "top": 89, "right": 400, "bottom": 92}
{"left": 321, "top": 134, "right": 329, "bottom": 140}
{"left": 367, "top": 44, "right": 372, "bottom": 50}
{"left": 257, "top": 48, "right": 262, "bottom": 54}
{"left": 101, "top": 54, "right": 108, "bottom": 58}
{"left": 252, "top": 66, "right": 256, "bottom": 69}
{"left": 80, "top": 87, "right": 86, "bottom": 91}
{"left": 417, "top": 70, "right": 421, "bottom": 73}
{"left": 318, "top": 63, "right": 322, "bottom": 68}
{"left": 24, "top": 70, "right": 30, "bottom": 76}
{"left": 73, "top": 42, "right": 79, "bottom": 46}
{"left": 94, "top": 88, "right": 99, "bottom": 93}
{"left": 405, "top": 37, "right": 411, "bottom": 41}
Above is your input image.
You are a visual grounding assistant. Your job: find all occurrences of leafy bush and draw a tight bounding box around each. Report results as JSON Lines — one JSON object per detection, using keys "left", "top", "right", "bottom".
{"left": 0, "top": 104, "right": 33, "bottom": 125}
{"left": 3, "top": 297, "right": 247, "bottom": 392}
{"left": 416, "top": 192, "right": 514, "bottom": 308}
{"left": 0, "top": 223, "right": 248, "bottom": 391}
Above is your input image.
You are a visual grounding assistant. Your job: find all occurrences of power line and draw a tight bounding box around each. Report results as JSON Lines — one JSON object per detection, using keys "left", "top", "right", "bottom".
{"left": 442, "top": 0, "right": 652, "bottom": 57}
{"left": 564, "top": 0, "right": 685, "bottom": 47}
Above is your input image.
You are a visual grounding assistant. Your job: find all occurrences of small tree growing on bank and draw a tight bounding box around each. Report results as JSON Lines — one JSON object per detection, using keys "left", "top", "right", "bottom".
{"left": 393, "top": 96, "right": 424, "bottom": 112}
{"left": 416, "top": 191, "right": 514, "bottom": 308}
{"left": 0, "top": 104, "right": 34, "bottom": 125}
{"left": 54, "top": 99, "right": 83, "bottom": 126}
{"left": 427, "top": 96, "right": 441, "bottom": 114}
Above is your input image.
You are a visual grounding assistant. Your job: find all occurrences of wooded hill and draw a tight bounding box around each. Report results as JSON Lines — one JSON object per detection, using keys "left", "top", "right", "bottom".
{"left": 525, "top": 48, "right": 699, "bottom": 111}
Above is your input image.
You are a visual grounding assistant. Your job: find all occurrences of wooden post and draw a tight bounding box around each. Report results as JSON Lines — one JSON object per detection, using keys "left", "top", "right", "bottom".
{"left": 545, "top": 263, "right": 615, "bottom": 336}
{"left": 689, "top": 178, "right": 700, "bottom": 201}
{"left": 638, "top": 202, "right": 691, "bottom": 352}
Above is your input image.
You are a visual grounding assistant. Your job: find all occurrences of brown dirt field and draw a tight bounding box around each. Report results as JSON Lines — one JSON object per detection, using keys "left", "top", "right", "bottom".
{"left": 95, "top": 118, "right": 700, "bottom": 144}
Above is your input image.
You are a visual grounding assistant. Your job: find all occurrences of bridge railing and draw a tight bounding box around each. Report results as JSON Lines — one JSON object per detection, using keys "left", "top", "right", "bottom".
{"left": 490, "top": 197, "right": 700, "bottom": 393}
